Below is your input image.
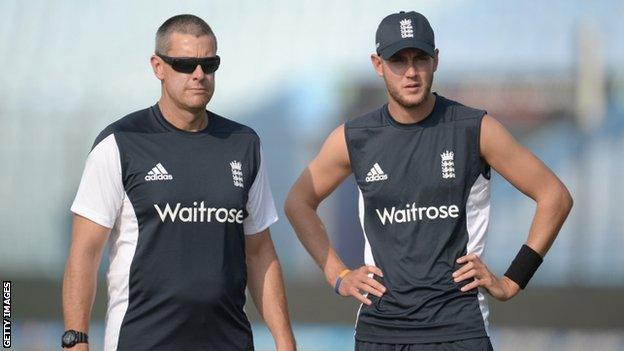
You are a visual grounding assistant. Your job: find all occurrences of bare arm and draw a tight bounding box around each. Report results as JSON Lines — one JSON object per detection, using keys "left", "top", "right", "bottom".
{"left": 480, "top": 115, "right": 573, "bottom": 255}
{"left": 62, "top": 215, "right": 110, "bottom": 350}
{"left": 453, "top": 115, "right": 573, "bottom": 300}
{"left": 246, "top": 229, "right": 296, "bottom": 351}
{"left": 284, "top": 125, "right": 386, "bottom": 305}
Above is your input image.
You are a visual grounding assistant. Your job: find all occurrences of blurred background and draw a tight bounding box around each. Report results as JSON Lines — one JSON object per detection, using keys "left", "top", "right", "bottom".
{"left": 1, "top": 0, "right": 624, "bottom": 350}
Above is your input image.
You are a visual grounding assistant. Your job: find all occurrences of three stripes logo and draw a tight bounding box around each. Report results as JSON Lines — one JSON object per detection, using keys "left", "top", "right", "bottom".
{"left": 145, "top": 163, "right": 173, "bottom": 181}
{"left": 365, "top": 163, "right": 388, "bottom": 183}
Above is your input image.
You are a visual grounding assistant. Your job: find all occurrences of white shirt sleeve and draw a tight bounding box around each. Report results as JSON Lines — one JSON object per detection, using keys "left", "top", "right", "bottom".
{"left": 70, "top": 134, "right": 124, "bottom": 228}
{"left": 243, "top": 148, "right": 278, "bottom": 235}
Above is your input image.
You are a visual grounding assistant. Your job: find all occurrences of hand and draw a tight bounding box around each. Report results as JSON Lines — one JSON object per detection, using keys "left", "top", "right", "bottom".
{"left": 62, "top": 344, "right": 89, "bottom": 351}
{"left": 453, "top": 254, "right": 520, "bottom": 301}
{"left": 337, "top": 265, "right": 386, "bottom": 305}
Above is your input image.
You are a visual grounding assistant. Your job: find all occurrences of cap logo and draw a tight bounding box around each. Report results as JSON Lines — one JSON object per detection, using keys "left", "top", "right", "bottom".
{"left": 399, "top": 18, "right": 414, "bottom": 38}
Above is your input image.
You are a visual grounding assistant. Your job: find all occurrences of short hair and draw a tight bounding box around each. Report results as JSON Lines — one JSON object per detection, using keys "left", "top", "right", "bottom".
{"left": 155, "top": 14, "right": 217, "bottom": 54}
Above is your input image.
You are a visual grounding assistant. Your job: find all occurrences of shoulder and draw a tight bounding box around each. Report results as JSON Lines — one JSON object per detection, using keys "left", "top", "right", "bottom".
{"left": 345, "top": 105, "right": 388, "bottom": 130}
{"left": 436, "top": 94, "right": 486, "bottom": 122}
{"left": 208, "top": 111, "right": 260, "bottom": 142}
{"left": 91, "top": 107, "right": 157, "bottom": 150}
{"left": 480, "top": 114, "right": 510, "bottom": 143}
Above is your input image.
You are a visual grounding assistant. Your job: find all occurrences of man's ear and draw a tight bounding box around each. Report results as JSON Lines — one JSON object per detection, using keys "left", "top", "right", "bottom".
{"left": 150, "top": 55, "right": 165, "bottom": 80}
{"left": 371, "top": 53, "right": 384, "bottom": 78}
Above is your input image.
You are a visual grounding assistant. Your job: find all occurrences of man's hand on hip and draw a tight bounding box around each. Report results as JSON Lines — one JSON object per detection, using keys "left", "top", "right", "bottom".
{"left": 337, "top": 265, "right": 386, "bottom": 305}
{"left": 453, "top": 254, "right": 520, "bottom": 301}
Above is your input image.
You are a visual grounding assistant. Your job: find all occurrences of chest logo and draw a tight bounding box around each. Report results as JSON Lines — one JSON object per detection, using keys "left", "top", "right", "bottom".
{"left": 365, "top": 163, "right": 388, "bottom": 183}
{"left": 440, "top": 150, "right": 456, "bottom": 179}
{"left": 145, "top": 163, "right": 173, "bottom": 182}
{"left": 230, "top": 161, "right": 244, "bottom": 188}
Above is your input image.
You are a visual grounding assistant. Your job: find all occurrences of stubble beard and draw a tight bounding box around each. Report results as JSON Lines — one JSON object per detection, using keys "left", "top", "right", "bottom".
{"left": 385, "top": 75, "right": 433, "bottom": 109}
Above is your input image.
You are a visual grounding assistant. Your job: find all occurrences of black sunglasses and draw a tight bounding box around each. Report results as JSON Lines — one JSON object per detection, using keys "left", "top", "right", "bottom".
{"left": 156, "top": 53, "right": 220, "bottom": 74}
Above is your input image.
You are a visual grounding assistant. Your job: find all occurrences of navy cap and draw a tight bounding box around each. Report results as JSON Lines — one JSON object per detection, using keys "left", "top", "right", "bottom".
{"left": 375, "top": 11, "right": 435, "bottom": 59}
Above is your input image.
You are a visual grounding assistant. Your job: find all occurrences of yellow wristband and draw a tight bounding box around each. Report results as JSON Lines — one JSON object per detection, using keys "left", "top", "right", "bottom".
{"left": 338, "top": 269, "right": 351, "bottom": 278}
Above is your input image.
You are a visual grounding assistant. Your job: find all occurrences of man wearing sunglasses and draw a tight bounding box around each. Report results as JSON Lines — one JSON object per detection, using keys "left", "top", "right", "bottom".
{"left": 285, "top": 11, "right": 572, "bottom": 351}
{"left": 62, "top": 14, "right": 296, "bottom": 351}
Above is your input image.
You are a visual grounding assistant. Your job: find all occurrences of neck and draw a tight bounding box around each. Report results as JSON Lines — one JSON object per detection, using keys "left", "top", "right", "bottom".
{"left": 387, "top": 92, "right": 436, "bottom": 124}
{"left": 158, "top": 97, "right": 208, "bottom": 132}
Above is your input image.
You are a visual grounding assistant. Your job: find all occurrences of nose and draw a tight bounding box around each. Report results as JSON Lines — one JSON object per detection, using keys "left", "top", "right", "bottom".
{"left": 191, "top": 64, "right": 205, "bottom": 80}
{"left": 404, "top": 61, "right": 418, "bottom": 77}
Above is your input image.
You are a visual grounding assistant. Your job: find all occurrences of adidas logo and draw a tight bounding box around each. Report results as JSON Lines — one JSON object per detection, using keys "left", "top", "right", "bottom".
{"left": 365, "top": 163, "right": 388, "bottom": 183}
{"left": 145, "top": 163, "right": 173, "bottom": 181}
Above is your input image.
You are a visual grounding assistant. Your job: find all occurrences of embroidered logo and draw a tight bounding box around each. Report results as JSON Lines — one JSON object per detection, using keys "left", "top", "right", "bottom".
{"left": 440, "top": 150, "right": 455, "bottom": 179}
{"left": 399, "top": 19, "right": 414, "bottom": 38}
{"left": 230, "top": 161, "right": 244, "bottom": 188}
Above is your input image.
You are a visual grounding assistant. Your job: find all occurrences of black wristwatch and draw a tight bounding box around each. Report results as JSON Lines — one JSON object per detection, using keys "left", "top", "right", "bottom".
{"left": 62, "top": 330, "right": 89, "bottom": 348}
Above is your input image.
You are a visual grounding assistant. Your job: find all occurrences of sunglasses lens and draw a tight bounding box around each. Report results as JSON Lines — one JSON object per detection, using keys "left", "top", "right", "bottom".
{"left": 200, "top": 62, "right": 219, "bottom": 74}
{"left": 171, "top": 61, "right": 198, "bottom": 74}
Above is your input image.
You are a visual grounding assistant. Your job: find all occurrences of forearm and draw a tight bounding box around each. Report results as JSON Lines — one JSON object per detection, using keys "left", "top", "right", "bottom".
{"left": 284, "top": 199, "right": 346, "bottom": 286}
{"left": 62, "top": 250, "right": 101, "bottom": 332}
{"left": 493, "top": 184, "right": 572, "bottom": 297}
{"left": 525, "top": 185, "right": 573, "bottom": 256}
{"left": 247, "top": 245, "right": 295, "bottom": 350}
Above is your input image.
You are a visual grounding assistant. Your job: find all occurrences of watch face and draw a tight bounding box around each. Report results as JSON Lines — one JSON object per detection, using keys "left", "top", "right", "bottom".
{"left": 62, "top": 331, "right": 76, "bottom": 346}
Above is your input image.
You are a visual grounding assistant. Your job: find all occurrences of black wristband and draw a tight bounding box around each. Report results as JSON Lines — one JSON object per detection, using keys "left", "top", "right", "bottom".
{"left": 504, "top": 244, "right": 543, "bottom": 289}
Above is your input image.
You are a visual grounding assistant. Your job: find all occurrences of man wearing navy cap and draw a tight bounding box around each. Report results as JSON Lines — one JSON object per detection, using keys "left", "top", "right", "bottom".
{"left": 285, "top": 11, "right": 572, "bottom": 350}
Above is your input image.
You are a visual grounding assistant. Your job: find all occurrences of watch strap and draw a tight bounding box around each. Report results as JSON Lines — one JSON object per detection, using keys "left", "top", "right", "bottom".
{"left": 63, "top": 330, "right": 89, "bottom": 348}
{"left": 74, "top": 331, "right": 89, "bottom": 344}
